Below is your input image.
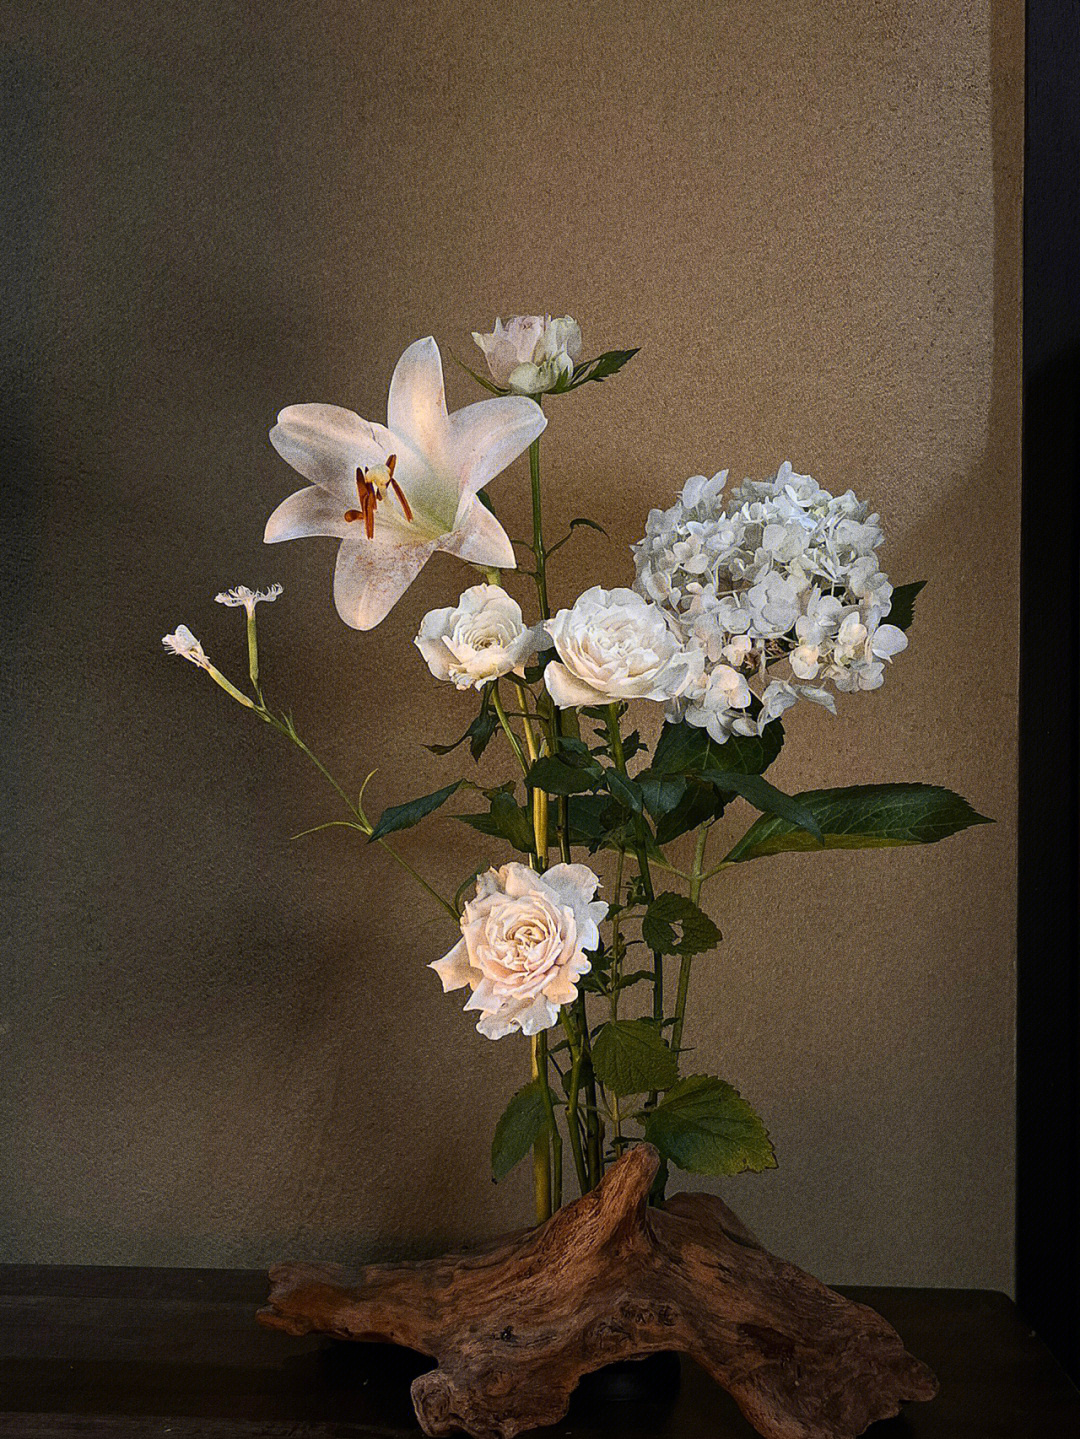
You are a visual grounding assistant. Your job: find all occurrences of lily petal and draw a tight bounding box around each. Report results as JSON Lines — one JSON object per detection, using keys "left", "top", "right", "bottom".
{"left": 333, "top": 535, "right": 436, "bottom": 631}
{"left": 264, "top": 485, "right": 357, "bottom": 543}
{"left": 446, "top": 395, "right": 546, "bottom": 497}
{"left": 270, "top": 404, "right": 391, "bottom": 504}
{"left": 439, "top": 496, "right": 515, "bottom": 568}
{"left": 386, "top": 337, "right": 448, "bottom": 456}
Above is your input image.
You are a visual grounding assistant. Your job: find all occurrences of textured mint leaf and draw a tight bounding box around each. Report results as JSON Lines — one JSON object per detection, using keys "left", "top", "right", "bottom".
{"left": 724, "top": 783, "right": 991, "bottom": 861}
{"left": 644, "top": 1075, "right": 776, "bottom": 1175}
{"left": 491, "top": 1081, "right": 551, "bottom": 1182}
{"left": 887, "top": 581, "right": 927, "bottom": 632}
{"left": 642, "top": 892, "right": 722, "bottom": 958}
{"left": 591, "top": 1020, "right": 678, "bottom": 1095}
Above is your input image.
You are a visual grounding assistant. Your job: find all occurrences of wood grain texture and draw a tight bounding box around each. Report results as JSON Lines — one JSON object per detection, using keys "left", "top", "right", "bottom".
{"left": 259, "top": 1146, "right": 937, "bottom": 1439}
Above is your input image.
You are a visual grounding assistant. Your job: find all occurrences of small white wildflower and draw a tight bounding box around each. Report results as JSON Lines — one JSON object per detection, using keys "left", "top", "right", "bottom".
{"left": 162, "top": 626, "right": 210, "bottom": 667}
{"left": 215, "top": 584, "right": 283, "bottom": 615}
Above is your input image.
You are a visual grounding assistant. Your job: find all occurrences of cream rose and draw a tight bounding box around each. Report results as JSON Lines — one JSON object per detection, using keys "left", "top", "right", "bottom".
{"left": 543, "top": 586, "right": 702, "bottom": 709}
{"left": 431, "top": 862, "right": 607, "bottom": 1040}
{"left": 415, "top": 584, "right": 546, "bottom": 690}
{"left": 472, "top": 315, "right": 582, "bottom": 395}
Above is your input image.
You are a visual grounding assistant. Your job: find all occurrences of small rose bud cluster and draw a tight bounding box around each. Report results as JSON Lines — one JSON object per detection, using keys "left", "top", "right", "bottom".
{"left": 631, "top": 463, "right": 909, "bottom": 742}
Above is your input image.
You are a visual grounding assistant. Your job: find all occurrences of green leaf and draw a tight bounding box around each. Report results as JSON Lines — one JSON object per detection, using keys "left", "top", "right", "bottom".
{"left": 476, "top": 487, "right": 497, "bottom": 515}
{"left": 448, "top": 348, "right": 504, "bottom": 395}
{"left": 642, "top": 892, "right": 722, "bottom": 958}
{"left": 698, "top": 770, "right": 823, "bottom": 842}
{"left": 644, "top": 1075, "right": 776, "bottom": 1176}
{"left": 526, "top": 755, "right": 603, "bottom": 794}
{"left": 425, "top": 695, "right": 499, "bottom": 761}
{"left": 652, "top": 718, "right": 785, "bottom": 778}
{"left": 369, "top": 780, "right": 464, "bottom": 841}
{"left": 565, "top": 347, "right": 640, "bottom": 389}
{"left": 887, "top": 580, "right": 926, "bottom": 632}
{"left": 605, "top": 768, "right": 643, "bottom": 813}
{"left": 592, "top": 1020, "right": 678, "bottom": 1096}
{"left": 638, "top": 770, "right": 689, "bottom": 822}
{"left": 491, "top": 1081, "right": 551, "bottom": 1182}
{"left": 457, "top": 790, "right": 536, "bottom": 854}
{"left": 654, "top": 781, "right": 723, "bottom": 845}
{"left": 724, "top": 783, "right": 992, "bottom": 862}
{"left": 568, "top": 516, "right": 607, "bottom": 536}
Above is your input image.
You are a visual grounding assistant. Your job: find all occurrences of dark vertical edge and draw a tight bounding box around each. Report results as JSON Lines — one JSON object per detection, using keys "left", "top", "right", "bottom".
{"left": 1017, "top": 0, "right": 1080, "bottom": 1381}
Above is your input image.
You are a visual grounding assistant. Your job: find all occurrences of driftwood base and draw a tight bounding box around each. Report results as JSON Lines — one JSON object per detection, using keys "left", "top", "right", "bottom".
{"left": 259, "top": 1144, "right": 937, "bottom": 1439}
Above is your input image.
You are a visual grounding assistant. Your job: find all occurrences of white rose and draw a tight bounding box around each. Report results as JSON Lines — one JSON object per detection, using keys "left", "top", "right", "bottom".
{"left": 431, "top": 862, "right": 607, "bottom": 1040}
{"left": 472, "top": 315, "right": 583, "bottom": 395}
{"left": 543, "top": 586, "right": 701, "bottom": 709}
{"left": 415, "top": 584, "right": 546, "bottom": 690}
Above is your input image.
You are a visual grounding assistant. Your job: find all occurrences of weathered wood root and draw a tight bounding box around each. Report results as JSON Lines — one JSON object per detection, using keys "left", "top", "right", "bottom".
{"left": 258, "top": 1144, "right": 937, "bottom": 1439}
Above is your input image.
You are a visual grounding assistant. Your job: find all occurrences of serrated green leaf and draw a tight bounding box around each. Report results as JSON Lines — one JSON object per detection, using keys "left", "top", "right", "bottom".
{"left": 644, "top": 1075, "right": 776, "bottom": 1175}
{"left": 592, "top": 1019, "right": 678, "bottom": 1095}
{"left": 457, "top": 791, "right": 536, "bottom": 854}
{"left": 642, "top": 892, "right": 722, "bottom": 958}
{"left": 491, "top": 1081, "right": 550, "bottom": 1182}
{"left": 652, "top": 718, "right": 785, "bottom": 778}
{"left": 526, "top": 755, "right": 603, "bottom": 794}
{"left": 563, "top": 347, "right": 640, "bottom": 389}
{"left": 887, "top": 580, "right": 926, "bottom": 632}
{"left": 698, "top": 770, "right": 822, "bottom": 842}
{"left": 724, "top": 783, "right": 992, "bottom": 862}
{"left": 369, "top": 780, "right": 464, "bottom": 841}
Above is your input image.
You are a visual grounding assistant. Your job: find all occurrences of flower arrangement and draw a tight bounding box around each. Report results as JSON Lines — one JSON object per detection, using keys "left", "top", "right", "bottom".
{"left": 164, "top": 318, "right": 989, "bottom": 1225}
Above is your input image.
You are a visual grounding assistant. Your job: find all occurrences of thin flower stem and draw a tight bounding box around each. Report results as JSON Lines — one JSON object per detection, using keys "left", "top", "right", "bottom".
{"left": 512, "top": 681, "right": 541, "bottom": 765}
{"left": 530, "top": 1034, "right": 552, "bottom": 1223}
{"left": 491, "top": 683, "right": 529, "bottom": 776}
{"left": 560, "top": 1011, "right": 591, "bottom": 1195}
{"left": 670, "top": 821, "right": 712, "bottom": 1058}
{"left": 245, "top": 611, "right": 261, "bottom": 695}
{"left": 605, "top": 704, "right": 663, "bottom": 1021}
{"left": 261, "top": 710, "right": 459, "bottom": 921}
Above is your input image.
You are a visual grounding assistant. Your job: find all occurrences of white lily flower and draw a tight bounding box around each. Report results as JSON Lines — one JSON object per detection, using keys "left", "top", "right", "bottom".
{"left": 264, "top": 337, "right": 546, "bottom": 630}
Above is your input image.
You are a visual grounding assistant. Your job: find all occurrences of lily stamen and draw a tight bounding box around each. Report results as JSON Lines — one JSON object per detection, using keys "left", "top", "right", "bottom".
{"left": 343, "top": 455, "right": 413, "bottom": 539}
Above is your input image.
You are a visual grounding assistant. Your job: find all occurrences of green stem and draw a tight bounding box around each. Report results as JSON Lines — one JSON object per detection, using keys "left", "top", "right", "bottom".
{"left": 560, "top": 1012, "right": 591, "bottom": 1194}
{"left": 264, "top": 712, "right": 459, "bottom": 921}
{"left": 670, "top": 822, "right": 712, "bottom": 1059}
{"left": 530, "top": 1034, "right": 552, "bottom": 1223}
{"left": 491, "top": 683, "right": 529, "bottom": 776}
{"left": 528, "top": 428, "right": 550, "bottom": 620}
{"left": 605, "top": 704, "right": 663, "bottom": 1020}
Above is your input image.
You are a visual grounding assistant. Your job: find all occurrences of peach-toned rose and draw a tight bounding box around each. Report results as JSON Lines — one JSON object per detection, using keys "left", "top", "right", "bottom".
{"left": 431, "top": 862, "right": 606, "bottom": 1040}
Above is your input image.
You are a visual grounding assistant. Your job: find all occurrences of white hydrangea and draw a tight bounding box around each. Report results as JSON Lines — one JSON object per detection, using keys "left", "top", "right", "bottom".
{"left": 632, "top": 461, "right": 908, "bottom": 740}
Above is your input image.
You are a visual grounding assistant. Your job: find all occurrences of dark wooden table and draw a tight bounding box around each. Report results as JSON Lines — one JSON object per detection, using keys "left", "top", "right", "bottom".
{"left": 1, "top": 1266, "right": 1077, "bottom": 1437}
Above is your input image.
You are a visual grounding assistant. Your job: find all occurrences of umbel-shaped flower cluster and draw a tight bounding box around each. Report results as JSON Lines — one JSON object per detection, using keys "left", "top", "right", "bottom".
{"left": 632, "top": 465, "right": 909, "bottom": 741}
{"left": 163, "top": 316, "right": 988, "bottom": 1223}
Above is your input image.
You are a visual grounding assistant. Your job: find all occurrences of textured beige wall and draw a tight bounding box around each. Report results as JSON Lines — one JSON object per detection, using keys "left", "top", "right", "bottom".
{"left": 2, "top": 0, "right": 1021, "bottom": 1289}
